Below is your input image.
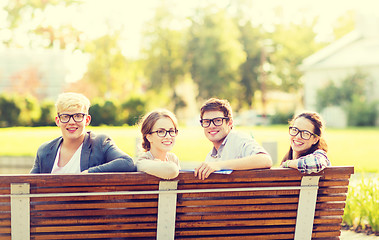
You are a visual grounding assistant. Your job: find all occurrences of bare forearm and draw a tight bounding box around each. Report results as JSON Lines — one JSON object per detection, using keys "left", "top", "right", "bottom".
{"left": 137, "top": 159, "right": 179, "bottom": 179}
{"left": 219, "top": 153, "right": 272, "bottom": 170}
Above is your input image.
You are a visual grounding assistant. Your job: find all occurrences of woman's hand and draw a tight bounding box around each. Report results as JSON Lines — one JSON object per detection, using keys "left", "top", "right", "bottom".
{"left": 280, "top": 160, "right": 298, "bottom": 169}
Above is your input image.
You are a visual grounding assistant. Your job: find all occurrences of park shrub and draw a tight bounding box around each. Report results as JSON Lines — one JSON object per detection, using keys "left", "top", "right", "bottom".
{"left": 316, "top": 71, "right": 378, "bottom": 126}
{"left": 270, "top": 110, "right": 294, "bottom": 124}
{"left": 121, "top": 97, "right": 146, "bottom": 126}
{"left": 0, "top": 95, "right": 21, "bottom": 127}
{"left": 17, "top": 95, "right": 40, "bottom": 126}
{"left": 345, "top": 96, "right": 378, "bottom": 126}
{"left": 343, "top": 176, "right": 379, "bottom": 234}
{"left": 89, "top": 99, "right": 120, "bottom": 126}
{"left": 35, "top": 100, "right": 56, "bottom": 126}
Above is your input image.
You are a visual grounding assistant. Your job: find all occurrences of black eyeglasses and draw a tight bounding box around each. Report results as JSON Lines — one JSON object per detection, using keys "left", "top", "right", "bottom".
{"left": 150, "top": 129, "right": 178, "bottom": 138}
{"left": 58, "top": 113, "right": 86, "bottom": 123}
{"left": 289, "top": 126, "right": 318, "bottom": 140}
{"left": 200, "top": 117, "right": 229, "bottom": 128}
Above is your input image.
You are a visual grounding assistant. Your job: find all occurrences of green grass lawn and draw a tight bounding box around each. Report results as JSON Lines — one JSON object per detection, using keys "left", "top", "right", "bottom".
{"left": 1, "top": 125, "right": 378, "bottom": 172}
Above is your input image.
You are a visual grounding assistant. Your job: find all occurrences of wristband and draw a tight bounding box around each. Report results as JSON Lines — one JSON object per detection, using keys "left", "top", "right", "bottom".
{"left": 283, "top": 161, "right": 289, "bottom": 168}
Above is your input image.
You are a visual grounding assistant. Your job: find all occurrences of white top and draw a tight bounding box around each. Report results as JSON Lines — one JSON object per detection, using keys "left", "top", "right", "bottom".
{"left": 51, "top": 144, "right": 83, "bottom": 174}
{"left": 205, "top": 130, "right": 268, "bottom": 162}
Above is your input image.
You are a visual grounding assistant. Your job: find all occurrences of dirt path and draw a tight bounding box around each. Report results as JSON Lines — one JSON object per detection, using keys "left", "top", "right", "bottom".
{"left": 341, "top": 230, "right": 379, "bottom": 239}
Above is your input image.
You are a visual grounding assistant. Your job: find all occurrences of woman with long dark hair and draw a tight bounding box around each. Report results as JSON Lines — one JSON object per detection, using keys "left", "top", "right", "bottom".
{"left": 135, "top": 109, "right": 180, "bottom": 179}
{"left": 280, "top": 112, "right": 330, "bottom": 174}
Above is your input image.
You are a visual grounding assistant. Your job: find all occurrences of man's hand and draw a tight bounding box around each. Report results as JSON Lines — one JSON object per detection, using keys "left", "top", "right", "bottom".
{"left": 194, "top": 162, "right": 221, "bottom": 180}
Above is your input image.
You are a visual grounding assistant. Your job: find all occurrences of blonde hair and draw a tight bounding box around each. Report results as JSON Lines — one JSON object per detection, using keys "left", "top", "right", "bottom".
{"left": 139, "top": 109, "right": 178, "bottom": 151}
{"left": 55, "top": 92, "right": 91, "bottom": 114}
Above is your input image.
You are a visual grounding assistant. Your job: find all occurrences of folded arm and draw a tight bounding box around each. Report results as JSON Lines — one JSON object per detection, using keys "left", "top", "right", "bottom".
{"left": 137, "top": 159, "right": 180, "bottom": 179}
{"left": 195, "top": 153, "right": 272, "bottom": 180}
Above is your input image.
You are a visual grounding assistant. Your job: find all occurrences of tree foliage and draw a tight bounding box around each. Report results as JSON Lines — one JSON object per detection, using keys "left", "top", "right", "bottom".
{"left": 269, "top": 20, "right": 327, "bottom": 92}
{"left": 3, "top": 0, "right": 81, "bottom": 48}
{"left": 317, "top": 71, "right": 377, "bottom": 126}
{"left": 2, "top": 0, "right": 357, "bottom": 117}
{"left": 317, "top": 71, "right": 369, "bottom": 110}
{"left": 186, "top": 7, "right": 245, "bottom": 102}
{"left": 141, "top": 3, "right": 186, "bottom": 111}
{"left": 333, "top": 10, "right": 356, "bottom": 40}
{"left": 236, "top": 21, "right": 263, "bottom": 108}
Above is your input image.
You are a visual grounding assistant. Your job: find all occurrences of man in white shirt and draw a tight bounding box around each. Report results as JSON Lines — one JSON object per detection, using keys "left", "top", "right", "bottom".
{"left": 194, "top": 98, "right": 272, "bottom": 180}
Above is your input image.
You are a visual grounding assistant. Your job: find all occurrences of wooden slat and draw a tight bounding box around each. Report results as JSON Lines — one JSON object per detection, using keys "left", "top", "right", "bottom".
{"left": 177, "top": 203, "right": 299, "bottom": 213}
{"left": 32, "top": 222, "right": 157, "bottom": 233}
{"left": 177, "top": 211, "right": 298, "bottom": 221}
{"left": 0, "top": 229, "right": 11, "bottom": 234}
{"left": 31, "top": 184, "right": 159, "bottom": 194}
{"left": 31, "top": 231, "right": 157, "bottom": 239}
{"left": 31, "top": 207, "right": 158, "bottom": 218}
{"left": 178, "top": 196, "right": 300, "bottom": 206}
{"left": 31, "top": 215, "right": 157, "bottom": 225}
{"left": 31, "top": 193, "right": 158, "bottom": 202}
{"left": 31, "top": 200, "right": 158, "bottom": 211}
{"left": 180, "top": 189, "right": 300, "bottom": 198}
{"left": 175, "top": 233, "right": 295, "bottom": 240}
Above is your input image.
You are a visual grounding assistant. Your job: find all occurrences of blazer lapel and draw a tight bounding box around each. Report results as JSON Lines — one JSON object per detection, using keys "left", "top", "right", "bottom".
{"left": 44, "top": 138, "right": 63, "bottom": 173}
{"left": 80, "top": 132, "right": 91, "bottom": 171}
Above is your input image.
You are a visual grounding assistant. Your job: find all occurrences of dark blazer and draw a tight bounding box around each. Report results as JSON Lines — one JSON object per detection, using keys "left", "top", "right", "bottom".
{"left": 30, "top": 131, "right": 136, "bottom": 173}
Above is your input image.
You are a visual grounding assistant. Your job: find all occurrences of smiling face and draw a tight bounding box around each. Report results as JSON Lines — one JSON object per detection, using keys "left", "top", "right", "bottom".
{"left": 147, "top": 117, "right": 177, "bottom": 155}
{"left": 290, "top": 117, "right": 319, "bottom": 159}
{"left": 202, "top": 110, "right": 232, "bottom": 149}
{"left": 55, "top": 107, "right": 91, "bottom": 143}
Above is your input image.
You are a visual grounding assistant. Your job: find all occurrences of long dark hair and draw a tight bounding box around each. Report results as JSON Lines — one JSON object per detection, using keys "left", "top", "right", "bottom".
{"left": 281, "top": 112, "right": 328, "bottom": 163}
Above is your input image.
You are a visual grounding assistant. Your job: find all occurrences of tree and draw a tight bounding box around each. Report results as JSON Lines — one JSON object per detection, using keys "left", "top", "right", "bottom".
{"left": 269, "top": 20, "right": 327, "bottom": 92}
{"left": 236, "top": 21, "right": 264, "bottom": 109}
{"left": 140, "top": 3, "right": 186, "bottom": 112}
{"left": 333, "top": 10, "right": 355, "bottom": 40}
{"left": 186, "top": 7, "right": 246, "bottom": 102}
{"left": 76, "top": 34, "right": 133, "bottom": 100}
{"left": 3, "top": 0, "right": 81, "bottom": 49}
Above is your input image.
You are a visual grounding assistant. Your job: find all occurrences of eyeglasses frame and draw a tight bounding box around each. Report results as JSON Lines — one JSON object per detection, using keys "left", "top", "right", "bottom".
{"left": 58, "top": 113, "right": 87, "bottom": 123}
{"left": 200, "top": 117, "right": 229, "bottom": 128}
{"left": 289, "top": 126, "right": 318, "bottom": 140}
{"left": 150, "top": 129, "right": 178, "bottom": 138}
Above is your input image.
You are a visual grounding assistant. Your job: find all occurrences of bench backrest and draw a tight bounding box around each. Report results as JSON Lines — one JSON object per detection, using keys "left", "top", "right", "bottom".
{"left": 0, "top": 166, "right": 354, "bottom": 240}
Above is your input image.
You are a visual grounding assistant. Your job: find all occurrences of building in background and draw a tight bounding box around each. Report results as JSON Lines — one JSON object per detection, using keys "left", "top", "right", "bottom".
{"left": 300, "top": 12, "right": 379, "bottom": 127}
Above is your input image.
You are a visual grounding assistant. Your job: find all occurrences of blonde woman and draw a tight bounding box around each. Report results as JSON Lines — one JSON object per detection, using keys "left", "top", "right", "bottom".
{"left": 136, "top": 109, "right": 180, "bottom": 179}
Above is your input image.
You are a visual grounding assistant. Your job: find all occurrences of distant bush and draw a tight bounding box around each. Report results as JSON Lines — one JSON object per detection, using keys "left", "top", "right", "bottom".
{"left": 0, "top": 93, "right": 148, "bottom": 127}
{"left": 89, "top": 99, "right": 119, "bottom": 126}
{"left": 121, "top": 97, "right": 146, "bottom": 126}
{"left": 345, "top": 96, "right": 378, "bottom": 126}
{"left": 270, "top": 110, "right": 294, "bottom": 124}
{"left": 0, "top": 95, "right": 21, "bottom": 127}
{"left": 35, "top": 100, "right": 56, "bottom": 126}
{"left": 316, "top": 71, "right": 378, "bottom": 126}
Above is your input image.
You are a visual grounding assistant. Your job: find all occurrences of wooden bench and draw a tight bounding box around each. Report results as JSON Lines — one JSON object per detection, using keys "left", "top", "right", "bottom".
{"left": 0, "top": 166, "right": 354, "bottom": 240}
